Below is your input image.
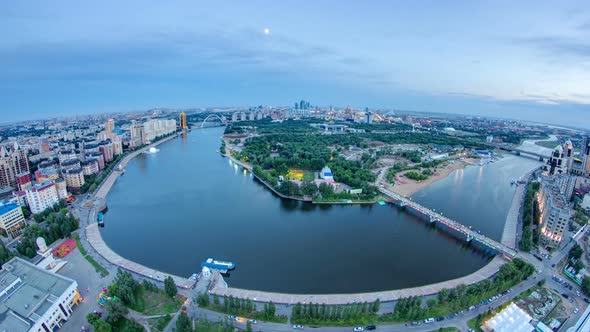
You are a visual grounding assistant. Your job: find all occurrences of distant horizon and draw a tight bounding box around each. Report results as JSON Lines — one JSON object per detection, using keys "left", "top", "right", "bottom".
{"left": 2, "top": 104, "right": 588, "bottom": 134}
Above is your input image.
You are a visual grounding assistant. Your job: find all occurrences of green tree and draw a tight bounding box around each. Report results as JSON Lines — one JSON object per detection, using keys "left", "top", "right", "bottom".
{"left": 583, "top": 276, "right": 590, "bottom": 297}
{"left": 176, "top": 312, "right": 192, "bottom": 332}
{"left": 569, "top": 243, "right": 583, "bottom": 260}
{"left": 301, "top": 181, "right": 318, "bottom": 196}
{"left": 164, "top": 276, "right": 178, "bottom": 298}
{"left": 94, "top": 319, "right": 113, "bottom": 332}
{"left": 246, "top": 320, "right": 253, "bottom": 332}
{"left": 86, "top": 312, "right": 101, "bottom": 325}
{"left": 106, "top": 297, "right": 128, "bottom": 322}
{"left": 196, "top": 293, "right": 210, "bottom": 307}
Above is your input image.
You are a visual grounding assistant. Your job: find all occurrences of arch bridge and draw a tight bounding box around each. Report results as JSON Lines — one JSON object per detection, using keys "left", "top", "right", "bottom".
{"left": 200, "top": 114, "right": 227, "bottom": 128}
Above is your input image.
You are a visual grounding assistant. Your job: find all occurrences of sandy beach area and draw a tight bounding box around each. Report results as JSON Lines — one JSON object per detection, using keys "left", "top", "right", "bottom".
{"left": 388, "top": 159, "right": 477, "bottom": 197}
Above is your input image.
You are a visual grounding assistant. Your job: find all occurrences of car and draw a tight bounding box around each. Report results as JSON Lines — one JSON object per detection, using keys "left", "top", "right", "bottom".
{"left": 353, "top": 327, "right": 364, "bottom": 332}
{"left": 436, "top": 317, "right": 444, "bottom": 321}
{"left": 424, "top": 318, "right": 435, "bottom": 324}
{"left": 574, "top": 308, "right": 579, "bottom": 314}
{"left": 584, "top": 298, "right": 590, "bottom": 304}
{"left": 562, "top": 293, "right": 570, "bottom": 299}
{"left": 411, "top": 321, "right": 421, "bottom": 326}
{"left": 292, "top": 325, "right": 304, "bottom": 330}
{"left": 365, "top": 325, "right": 376, "bottom": 330}
{"left": 229, "top": 315, "right": 236, "bottom": 320}
{"left": 248, "top": 319, "right": 257, "bottom": 324}
{"left": 551, "top": 264, "right": 556, "bottom": 268}
{"left": 577, "top": 291, "right": 581, "bottom": 297}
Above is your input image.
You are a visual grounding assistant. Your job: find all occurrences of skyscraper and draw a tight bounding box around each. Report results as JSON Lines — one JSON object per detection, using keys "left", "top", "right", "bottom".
{"left": 582, "top": 136, "right": 590, "bottom": 176}
{"left": 105, "top": 118, "right": 115, "bottom": 133}
{"left": 547, "top": 140, "right": 573, "bottom": 175}
{"left": 0, "top": 142, "right": 29, "bottom": 189}
{"left": 179, "top": 112, "right": 188, "bottom": 129}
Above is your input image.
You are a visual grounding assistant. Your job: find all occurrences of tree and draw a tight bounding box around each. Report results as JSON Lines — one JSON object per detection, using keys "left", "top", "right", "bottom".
{"left": 569, "top": 243, "right": 583, "bottom": 260}
{"left": 582, "top": 276, "right": 590, "bottom": 297}
{"left": 246, "top": 320, "right": 253, "bottom": 332}
{"left": 301, "top": 181, "right": 318, "bottom": 196}
{"left": 86, "top": 312, "right": 101, "bottom": 325}
{"left": 94, "top": 319, "right": 113, "bottom": 332}
{"left": 196, "top": 293, "right": 210, "bottom": 307}
{"left": 106, "top": 298, "right": 128, "bottom": 322}
{"left": 164, "top": 276, "right": 178, "bottom": 298}
{"left": 176, "top": 312, "right": 192, "bottom": 332}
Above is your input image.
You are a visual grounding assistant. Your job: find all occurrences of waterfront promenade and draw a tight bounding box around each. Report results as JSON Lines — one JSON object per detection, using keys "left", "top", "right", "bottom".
{"left": 94, "top": 134, "right": 177, "bottom": 199}
{"left": 209, "top": 256, "right": 505, "bottom": 304}
{"left": 500, "top": 169, "right": 537, "bottom": 248}
{"left": 86, "top": 223, "right": 196, "bottom": 289}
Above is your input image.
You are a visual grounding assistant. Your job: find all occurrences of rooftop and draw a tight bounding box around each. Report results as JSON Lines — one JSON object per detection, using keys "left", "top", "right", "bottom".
{"left": 0, "top": 201, "right": 19, "bottom": 215}
{"left": 0, "top": 257, "right": 76, "bottom": 331}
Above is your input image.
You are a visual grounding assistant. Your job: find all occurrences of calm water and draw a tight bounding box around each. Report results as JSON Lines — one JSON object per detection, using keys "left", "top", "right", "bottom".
{"left": 101, "top": 128, "right": 540, "bottom": 294}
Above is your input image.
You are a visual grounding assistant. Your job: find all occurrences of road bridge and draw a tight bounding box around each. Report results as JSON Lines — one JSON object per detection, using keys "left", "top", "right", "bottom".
{"left": 380, "top": 188, "right": 518, "bottom": 258}
{"left": 496, "top": 146, "right": 551, "bottom": 161}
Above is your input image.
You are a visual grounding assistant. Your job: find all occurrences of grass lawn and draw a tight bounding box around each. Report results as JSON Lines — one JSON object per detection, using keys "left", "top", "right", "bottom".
{"left": 129, "top": 286, "right": 184, "bottom": 315}
{"left": 73, "top": 235, "right": 109, "bottom": 276}
{"left": 535, "top": 140, "right": 559, "bottom": 149}
{"left": 148, "top": 314, "right": 173, "bottom": 332}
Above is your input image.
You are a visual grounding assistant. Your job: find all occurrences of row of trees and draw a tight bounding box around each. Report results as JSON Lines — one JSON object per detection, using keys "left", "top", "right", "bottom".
{"left": 291, "top": 300, "right": 380, "bottom": 325}
{"left": 79, "top": 154, "right": 124, "bottom": 194}
{"left": 197, "top": 293, "right": 280, "bottom": 321}
{"left": 381, "top": 259, "right": 535, "bottom": 322}
{"left": 17, "top": 207, "right": 79, "bottom": 258}
{"left": 176, "top": 313, "right": 237, "bottom": 332}
{"left": 519, "top": 182, "right": 541, "bottom": 252}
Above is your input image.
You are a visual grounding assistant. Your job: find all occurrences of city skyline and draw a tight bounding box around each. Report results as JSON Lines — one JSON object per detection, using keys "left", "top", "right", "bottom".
{"left": 1, "top": 1, "right": 590, "bottom": 128}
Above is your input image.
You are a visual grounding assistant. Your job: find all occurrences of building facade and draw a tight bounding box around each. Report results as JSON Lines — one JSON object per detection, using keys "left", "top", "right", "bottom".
{"left": 0, "top": 257, "right": 82, "bottom": 331}
{"left": 547, "top": 141, "right": 574, "bottom": 175}
{"left": 0, "top": 201, "right": 25, "bottom": 238}
{"left": 142, "top": 119, "right": 177, "bottom": 144}
{"left": 537, "top": 176, "right": 574, "bottom": 248}
{"left": 129, "top": 120, "right": 144, "bottom": 148}
{"left": 64, "top": 167, "right": 85, "bottom": 193}
{"left": 99, "top": 141, "right": 114, "bottom": 163}
{"left": 0, "top": 142, "right": 30, "bottom": 189}
{"left": 104, "top": 118, "right": 115, "bottom": 133}
{"left": 179, "top": 111, "right": 188, "bottom": 129}
{"left": 54, "top": 178, "right": 68, "bottom": 200}
{"left": 81, "top": 159, "right": 99, "bottom": 176}
{"left": 25, "top": 181, "right": 60, "bottom": 214}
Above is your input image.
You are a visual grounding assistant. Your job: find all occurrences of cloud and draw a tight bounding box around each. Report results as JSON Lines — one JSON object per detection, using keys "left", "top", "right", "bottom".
{"left": 513, "top": 35, "right": 590, "bottom": 58}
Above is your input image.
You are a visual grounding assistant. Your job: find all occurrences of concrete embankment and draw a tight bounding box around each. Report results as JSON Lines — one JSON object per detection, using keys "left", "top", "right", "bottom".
{"left": 94, "top": 134, "right": 177, "bottom": 199}
{"left": 209, "top": 256, "right": 505, "bottom": 305}
{"left": 85, "top": 223, "right": 195, "bottom": 289}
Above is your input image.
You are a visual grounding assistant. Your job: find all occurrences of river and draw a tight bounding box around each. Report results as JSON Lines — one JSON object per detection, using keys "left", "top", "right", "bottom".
{"left": 101, "top": 128, "right": 540, "bottom": 294}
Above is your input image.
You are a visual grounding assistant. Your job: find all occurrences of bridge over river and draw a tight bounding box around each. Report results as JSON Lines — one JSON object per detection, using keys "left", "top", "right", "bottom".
{"left": 380, "top": 188, "right": 518, "bottom": 259}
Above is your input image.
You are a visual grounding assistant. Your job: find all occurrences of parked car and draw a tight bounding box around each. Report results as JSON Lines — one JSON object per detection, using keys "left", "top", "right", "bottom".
{"left": 436, "top": 317, "right": 444, "bottom": 321}
{"left": 293, "top": 325, "right": 304, "bottom": 330}
{"left": 424, "top": 318, "right": 435, "bottom": 324}
{"left": 353, "top": 327, "right": 364, "bottom": 332}
{"left": 411, "top": 321, "right": 421, "bottom": 326}
{"left": 365, "top": 325, "right": 376, "bottom": 330}
{"left": 248, "top": 319, "right": 258, "bottom": 324}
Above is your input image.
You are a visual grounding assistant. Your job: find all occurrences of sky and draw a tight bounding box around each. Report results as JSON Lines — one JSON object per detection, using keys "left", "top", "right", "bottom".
{"left": 1, "top": 1, "right": 589, "bottom": 128}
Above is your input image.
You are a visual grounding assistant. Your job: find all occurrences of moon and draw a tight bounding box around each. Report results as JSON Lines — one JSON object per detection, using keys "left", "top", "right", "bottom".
{"left": 263, "top": 27, "right": 270, "bottom": 35}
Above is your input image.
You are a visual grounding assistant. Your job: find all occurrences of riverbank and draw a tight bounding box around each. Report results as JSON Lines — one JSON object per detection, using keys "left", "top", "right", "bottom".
{"left": 94, "top": 133, "right": 177, "bottom": 199}
{"left": 390, "top": 159, "right": 474, "bottom": 197}
{"left": 225, "top": 151, "right": 376, "bottom": 205}
{"left": 209, "top": 256, "right": 505, "bottom": 305}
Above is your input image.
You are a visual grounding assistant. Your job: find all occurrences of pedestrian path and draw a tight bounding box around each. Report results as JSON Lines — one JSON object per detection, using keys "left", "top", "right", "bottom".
{"left": 209, "top": 256, "right": 505, "bottom": 305}
{"left": 85, "top": 223, "right": 196, "bottom": 289}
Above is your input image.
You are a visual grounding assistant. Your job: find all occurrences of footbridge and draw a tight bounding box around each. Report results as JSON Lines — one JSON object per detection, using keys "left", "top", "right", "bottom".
{"left": 380, "top": 188, "right": 518, "bottom": 259}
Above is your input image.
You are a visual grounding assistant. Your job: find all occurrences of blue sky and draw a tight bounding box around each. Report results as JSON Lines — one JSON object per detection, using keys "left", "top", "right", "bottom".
{"left": 1, "top": 1, "right": 589, "bottom": 128}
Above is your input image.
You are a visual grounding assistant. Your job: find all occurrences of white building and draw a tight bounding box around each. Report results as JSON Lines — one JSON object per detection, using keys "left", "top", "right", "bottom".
{"left": 0, "top": 257, "right": 82, "bottom": 332}
{"left": 25, "top": 180, "right": 60, "bottom": 214}
{"left": 320, "top": 166, "right": 334, "bottom": 182}
{"left": 142, "top": 119, "right": 177, "bottom": 144}
{"left": 54, "top": 178, "right": 68, "bottom": 200}
{"left": 0, "top": 201, "right": 25, "bottom": 238}
{"left": 547, "top": 140, "right": 574, "bottom": 175}
{"left": 484, "top": 302, "right": 534, "bottom": 332}
{"left": 583, "top": 193, "right": 590, "bottom": 211}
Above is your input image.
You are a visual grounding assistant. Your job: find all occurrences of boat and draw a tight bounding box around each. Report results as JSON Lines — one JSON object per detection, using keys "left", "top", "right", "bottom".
{"left": 201, "top": 258, "right": 235, "bottom": 271}
{"left": 97, "top": 212, "right": 104, "bottom": 226}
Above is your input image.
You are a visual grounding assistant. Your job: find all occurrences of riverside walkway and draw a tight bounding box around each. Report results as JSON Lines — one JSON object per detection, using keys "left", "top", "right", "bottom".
{"left": 94, "top": 134, "right": 177, "bottom": 199}
{"left": 209, "top": 256, "right": 505, "bottom": 304}
{"left": 85, "top": 223, "right": 196, "bottom": 289}
{"left": 380, "top": 188, "right": 518, "bottom": 258}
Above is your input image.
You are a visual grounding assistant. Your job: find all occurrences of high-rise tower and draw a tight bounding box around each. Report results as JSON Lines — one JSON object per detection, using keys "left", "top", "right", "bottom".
{"left": 179, "top": 112, "right": 188, "bottom": 129}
